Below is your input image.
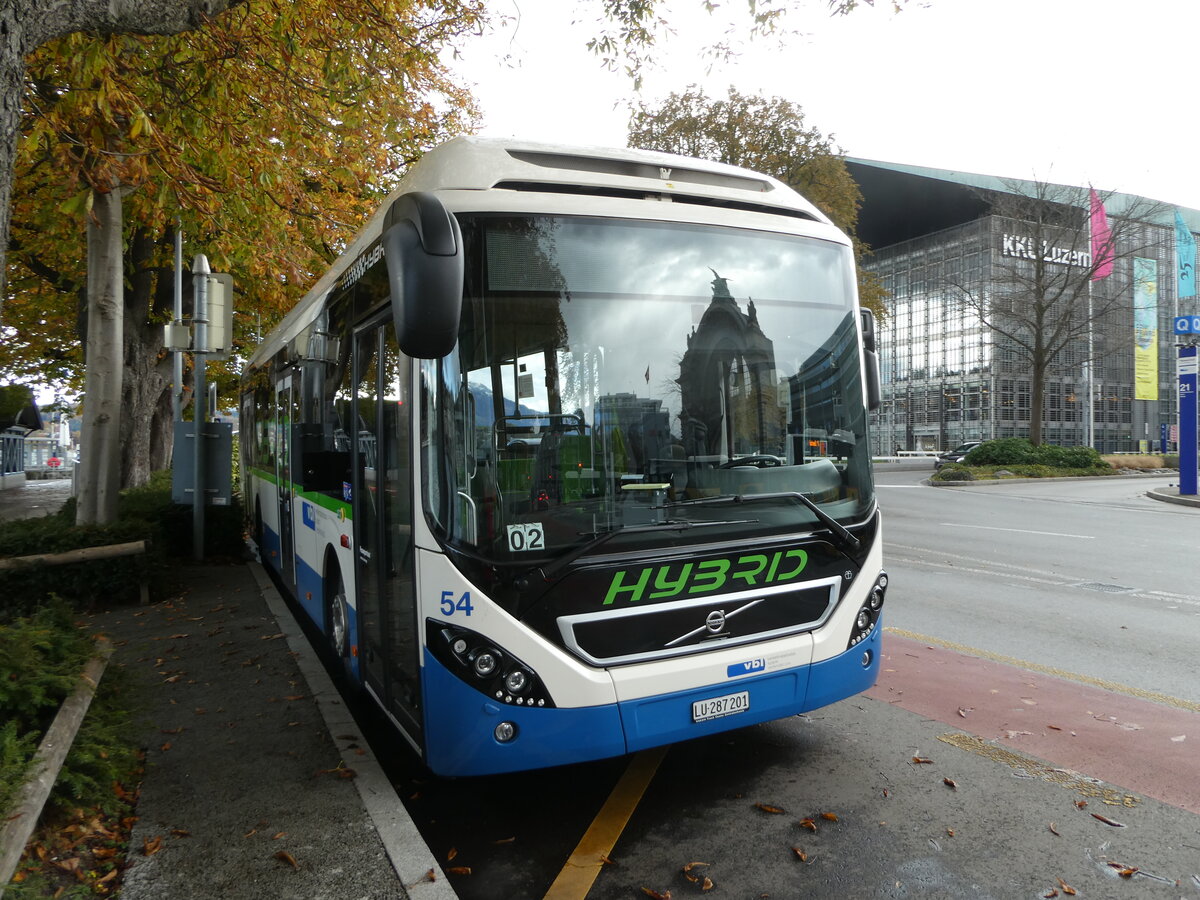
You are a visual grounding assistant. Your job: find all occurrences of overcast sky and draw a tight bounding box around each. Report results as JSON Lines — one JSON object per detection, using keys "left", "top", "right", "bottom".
{"left": 449, "top": 0, "right": 1200, "bottom": 210}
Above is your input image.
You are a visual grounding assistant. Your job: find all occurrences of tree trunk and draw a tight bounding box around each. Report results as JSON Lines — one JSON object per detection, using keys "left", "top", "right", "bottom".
{"left": 121, "top": 324, "right": 174, "bottom": 488}
{"left": 0, "top": 19, "right": 25, "bottom": 323}
{"left": 76, "top": 187, "right": 125, "bottom": 525}
{"left": 121, "top": 229, "right": 175, "bottom": 488}
{"left": 1029, "top": 363, "right": 1045, "bottom": 447}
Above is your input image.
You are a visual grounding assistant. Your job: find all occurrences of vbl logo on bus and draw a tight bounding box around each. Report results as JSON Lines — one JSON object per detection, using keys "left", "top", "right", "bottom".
{"left": 727, "top": 658, "right": 766, "bottom": 678}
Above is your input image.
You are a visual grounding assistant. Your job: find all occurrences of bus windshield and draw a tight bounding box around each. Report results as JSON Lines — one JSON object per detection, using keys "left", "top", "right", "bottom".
{"left": 422, "top": 215, "right": 875, "bottom": 566}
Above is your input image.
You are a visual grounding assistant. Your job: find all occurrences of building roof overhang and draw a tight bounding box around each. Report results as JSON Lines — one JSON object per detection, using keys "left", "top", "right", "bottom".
{"left": 845, "top": 157, "right": 1200, "bottom": 251}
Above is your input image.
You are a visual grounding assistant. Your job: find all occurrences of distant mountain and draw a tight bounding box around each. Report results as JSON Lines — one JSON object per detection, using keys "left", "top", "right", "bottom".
{"left": 468, "top": 382, "right": 546, "bottom": 428}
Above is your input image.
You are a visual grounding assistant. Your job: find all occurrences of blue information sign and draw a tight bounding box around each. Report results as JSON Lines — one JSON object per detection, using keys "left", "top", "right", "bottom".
{"left": 1175, "top": 315, "right": 1200, "bottom": 334}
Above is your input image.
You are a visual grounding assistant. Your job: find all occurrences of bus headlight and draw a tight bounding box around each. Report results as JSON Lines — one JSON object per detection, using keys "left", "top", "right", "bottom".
{"left": 472, "top": 650, "right": 499, "bottom": 678}
{"left": 847, "top": 572, "right": 887, "bottom": 649}
{"left": 494, "top": 721, "right": 518, "bottom": 743}
{"left": 504, "top": 668, "right": 529, "bottom": 695}
{"left": 430, "top": 622, "right": 556, "bottom": 709}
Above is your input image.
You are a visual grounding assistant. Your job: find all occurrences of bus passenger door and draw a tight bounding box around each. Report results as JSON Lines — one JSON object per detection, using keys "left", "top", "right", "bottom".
{"left": 353, "top": 319, "right": 422, "bottom": 745}
{"left": 274, "top": 376, "right": 296, "bottom": 585}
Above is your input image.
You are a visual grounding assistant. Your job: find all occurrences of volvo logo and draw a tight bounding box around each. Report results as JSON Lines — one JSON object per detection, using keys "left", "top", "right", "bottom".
{"left": 663, "top": 599, "right": 767, "bottom": 649}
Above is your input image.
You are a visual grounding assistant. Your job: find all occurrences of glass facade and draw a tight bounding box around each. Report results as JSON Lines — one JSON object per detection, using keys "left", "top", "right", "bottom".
{"left": 867, "top": 211, "right": 1192, "bottom": 455}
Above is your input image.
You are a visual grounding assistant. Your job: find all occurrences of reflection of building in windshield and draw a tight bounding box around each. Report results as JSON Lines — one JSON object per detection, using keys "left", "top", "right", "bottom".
{"left": 791, "top": 313, "right": 862, "bottom": 458}
{"left": 677, "top": 271, "right": 784, "bottom": 461}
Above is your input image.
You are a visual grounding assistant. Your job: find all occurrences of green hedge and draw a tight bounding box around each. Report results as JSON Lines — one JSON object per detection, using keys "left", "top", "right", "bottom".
{"left": 964, "top": 438, "right": 1108, "bottom": 470}
{"left": 0, "top": 470, "right": 244, "bottom": 619}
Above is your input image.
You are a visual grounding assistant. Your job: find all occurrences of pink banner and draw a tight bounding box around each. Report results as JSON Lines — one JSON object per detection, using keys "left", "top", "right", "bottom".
{"left": 1090, "top": 188, "right": 1113, "bottom": 280}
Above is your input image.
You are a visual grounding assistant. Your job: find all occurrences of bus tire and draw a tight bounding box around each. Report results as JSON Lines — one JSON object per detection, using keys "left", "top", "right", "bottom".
{"left": 325, "top": 558, "right": 353, "bottom": 677}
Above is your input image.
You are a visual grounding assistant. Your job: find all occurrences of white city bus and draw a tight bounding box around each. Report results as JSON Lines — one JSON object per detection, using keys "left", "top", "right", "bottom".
{"left": 240, "top": 137, "right": 887, "bottom": 776}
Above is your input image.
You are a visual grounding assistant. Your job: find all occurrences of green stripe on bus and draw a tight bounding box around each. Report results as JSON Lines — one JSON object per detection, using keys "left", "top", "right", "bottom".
{"left": 245, "top": 466, "right": 352, "bottom": 520}
{"left": 301, "top": 489, "right": 353, "bottom": 519}
{"left": 248, "top": 466, "right": 279, "bottom": 486}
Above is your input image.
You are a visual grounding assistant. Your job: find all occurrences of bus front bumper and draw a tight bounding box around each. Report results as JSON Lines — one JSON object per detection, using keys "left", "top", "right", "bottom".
{"left": 421, "top": 623, "right": 881, "bottom": 777}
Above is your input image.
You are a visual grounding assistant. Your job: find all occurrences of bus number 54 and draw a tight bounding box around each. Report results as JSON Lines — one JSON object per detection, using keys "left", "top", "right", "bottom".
{"left": 440, "top": 591, "right": 474, "bottom": 616}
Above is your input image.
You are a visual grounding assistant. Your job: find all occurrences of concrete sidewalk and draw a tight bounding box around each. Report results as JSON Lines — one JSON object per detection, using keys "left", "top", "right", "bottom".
{"left": 88, "top": 562, "right": 456, "bottom": 900}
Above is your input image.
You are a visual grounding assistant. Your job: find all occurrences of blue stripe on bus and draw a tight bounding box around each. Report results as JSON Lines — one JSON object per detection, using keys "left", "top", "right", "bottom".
{"left": 421, "top": 649, "right": 627, "bottom": 777}
{"left": 420, "top": 622, "right": 883, "bottom": 776}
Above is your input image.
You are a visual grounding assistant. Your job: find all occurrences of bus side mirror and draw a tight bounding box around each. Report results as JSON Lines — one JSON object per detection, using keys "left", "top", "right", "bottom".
{"left": 859, "top": 309, "right": 876, "bottom": 353}
{"left": 383, "top": 192, "right": 464, "bottom": 359}
{"left": 863, "top": 348, "right": 881, "bottom": 411}
{"left": 860, "top": 309, "right": 881, "bottom": 411}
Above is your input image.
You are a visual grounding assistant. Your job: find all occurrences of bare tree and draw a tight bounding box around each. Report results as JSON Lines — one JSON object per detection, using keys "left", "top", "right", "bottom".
{"left": 945, "top": 181, "right": 1168, "bottom": 446}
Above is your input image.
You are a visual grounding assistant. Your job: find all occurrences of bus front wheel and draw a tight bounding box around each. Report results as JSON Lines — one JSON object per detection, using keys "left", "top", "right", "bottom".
{"left": 326, "top": 562, "right": 352, "bottom": 677}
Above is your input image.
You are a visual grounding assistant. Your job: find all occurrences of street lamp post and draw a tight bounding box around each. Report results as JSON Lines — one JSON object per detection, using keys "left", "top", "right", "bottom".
{"left": 192, "top": 254, "right": 210, "bottom": 561}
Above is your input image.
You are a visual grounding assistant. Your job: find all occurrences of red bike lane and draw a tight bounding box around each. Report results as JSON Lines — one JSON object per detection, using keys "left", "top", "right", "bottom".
{"left": 867, "top": 630, "right": 1200, "bottom": 815}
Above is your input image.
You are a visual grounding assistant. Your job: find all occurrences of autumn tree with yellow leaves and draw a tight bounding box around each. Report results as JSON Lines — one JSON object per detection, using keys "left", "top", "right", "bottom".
{"left": 8, "top": 0, "right": 483, "bottom": 522}
{"left": 3, "top": 0, "right": 907, "bottom": 525}
{"left": 0, "top": 1, "right": 250, "bottom": 319}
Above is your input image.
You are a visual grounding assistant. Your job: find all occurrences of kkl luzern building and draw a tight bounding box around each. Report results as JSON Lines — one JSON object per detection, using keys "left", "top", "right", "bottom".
{"left": 846, "top": 159, "right": 1200, "bottom": 455}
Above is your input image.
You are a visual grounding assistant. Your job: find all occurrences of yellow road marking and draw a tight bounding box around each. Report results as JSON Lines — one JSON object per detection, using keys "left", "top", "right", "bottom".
{"left": 542, "top": 746, "right": 668, "bottom": 900}
{"left": 884, "top": 627, "right": 1200, "bottom": 714}
{"left": 937, "top": 732, "right": 1139, "bottom": 806}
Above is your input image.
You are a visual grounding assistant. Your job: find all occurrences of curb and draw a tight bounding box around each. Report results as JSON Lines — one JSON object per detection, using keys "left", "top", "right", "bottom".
{"left": 925, "top": 472, "right": 1182, "bottom": 488}
{"left": 247, "top": 562, "right": 458, "bottom": 900}
{"left": 924, "top": 473, "right": 1200, "bottom": 509}
{"left": 1146, "top": 488, "right": 1200, "bottom": 508}
{"left": 0, "top": 639, "right": 114, "bottom": 894}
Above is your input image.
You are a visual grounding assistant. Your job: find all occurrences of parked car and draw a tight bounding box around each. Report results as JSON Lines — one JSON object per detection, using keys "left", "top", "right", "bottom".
{"left": 934, "top": 440, "right": 983, "bottom": 470}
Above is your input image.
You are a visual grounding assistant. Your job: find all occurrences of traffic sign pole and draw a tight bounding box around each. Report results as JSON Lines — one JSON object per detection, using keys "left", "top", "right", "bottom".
{"left": 192, "top": 254, "right": 210, "bottom": 560}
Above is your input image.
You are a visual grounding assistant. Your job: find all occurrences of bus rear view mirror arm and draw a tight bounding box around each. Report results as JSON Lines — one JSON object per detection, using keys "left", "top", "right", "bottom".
{"left": 383, "top": 191, "right": 464, "bottom": 359}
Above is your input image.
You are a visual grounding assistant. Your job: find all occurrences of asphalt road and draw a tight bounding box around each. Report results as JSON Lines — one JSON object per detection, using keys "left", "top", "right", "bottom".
{"left": 0, "top": 477, "right": 73, "bottom": 522}
{"left": 383, "top": 467, "right": 1200, "bottom": 900}
{"left": 877, "top": 468, "right": 1200, "bottom": 704}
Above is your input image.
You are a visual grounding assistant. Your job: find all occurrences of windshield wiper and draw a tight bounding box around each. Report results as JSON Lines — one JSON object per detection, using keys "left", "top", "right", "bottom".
{"left": 669, "top": 491, "right": 860, "bottom": 553}
{"left": 537, "top": 518, "right": 758, "bottom": 582}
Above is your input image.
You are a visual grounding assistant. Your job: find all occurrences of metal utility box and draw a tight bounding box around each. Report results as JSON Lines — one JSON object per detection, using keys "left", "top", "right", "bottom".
{"left": 204, "top": 273, "right": 235, "bottom": 359}
{"left": 172, "top": 420, "right": 233, "bottom": 506}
